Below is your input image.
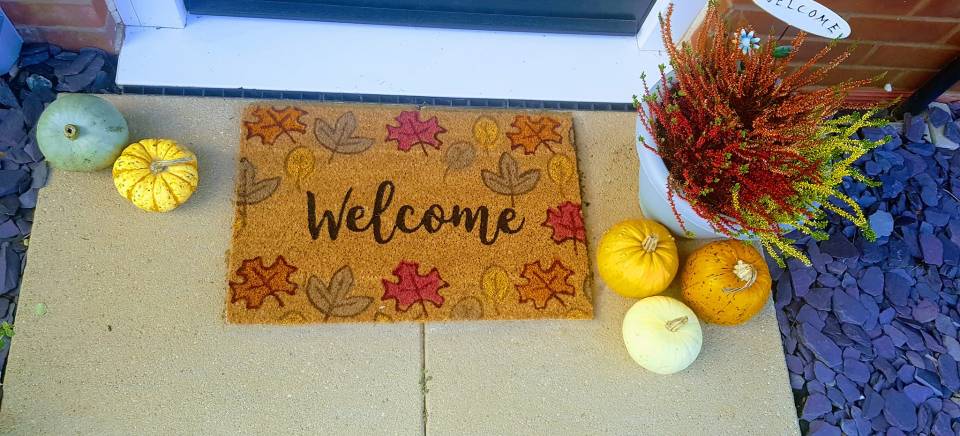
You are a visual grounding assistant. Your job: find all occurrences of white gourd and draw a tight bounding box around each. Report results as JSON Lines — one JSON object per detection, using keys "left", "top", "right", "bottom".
{"left": 622, "top": 296, "right": 703, "bottom": 375}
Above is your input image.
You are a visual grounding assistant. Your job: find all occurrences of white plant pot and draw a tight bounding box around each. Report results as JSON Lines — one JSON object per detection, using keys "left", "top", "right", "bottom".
{"left": 635, "top": 116, "right": 726, "bottom": 240}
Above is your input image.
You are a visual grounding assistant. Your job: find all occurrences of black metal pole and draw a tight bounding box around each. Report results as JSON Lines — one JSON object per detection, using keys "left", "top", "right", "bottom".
{"left": 895, "top": 55, "right": 960, "bottom": 117}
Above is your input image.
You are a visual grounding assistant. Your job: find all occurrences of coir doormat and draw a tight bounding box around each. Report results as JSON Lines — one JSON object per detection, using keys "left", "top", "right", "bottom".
{"left": 226, "top": 104, "right": 592, "bottom": 323}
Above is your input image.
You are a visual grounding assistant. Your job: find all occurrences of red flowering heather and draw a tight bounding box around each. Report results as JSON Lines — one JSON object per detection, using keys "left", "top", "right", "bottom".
{"left": 635, "top": 2, "right": 889, "bottom": 265}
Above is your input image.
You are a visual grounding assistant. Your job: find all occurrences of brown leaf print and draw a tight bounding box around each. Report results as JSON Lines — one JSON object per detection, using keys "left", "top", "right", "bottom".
{"left": 236, "top": 158, "right": 281, "bottom": 229}
{"left": 450, "top": 296, "right": 484, "bottom": 320}
{"left": 314, "top": 112, "right": 375, "bottom": 163}
{"left": 481, "top": 152, "right": 540, "bottom": 207}
{"left": 305, "top": 265, "right": 374, "bottom": 321}
{"left": 442, "top": 141, "right": 477, "bottom": 179}
{"left": 507, "top": 115, "right": 562, "bottom": 155}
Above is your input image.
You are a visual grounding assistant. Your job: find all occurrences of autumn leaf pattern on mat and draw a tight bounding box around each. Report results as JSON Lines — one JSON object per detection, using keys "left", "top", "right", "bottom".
{"left": 229, "top": 256, "right": 298, "bottom": 309}
{"left": 228, "top": 104, "right": 591, "bottom": 323}
{"left": 543, "top": 201, "right": 586, "bottom": 253}
{"left": 382, "top": 261, "right": 449, "bottom": 316}
{"left": 244, "top": 106, "right": 308, "bottom": 145}
{"left": 386, "top": 110, "right": 446, "bottom": 155}
{"left": 507, "top": 115, "right": 562, "bottom": 155}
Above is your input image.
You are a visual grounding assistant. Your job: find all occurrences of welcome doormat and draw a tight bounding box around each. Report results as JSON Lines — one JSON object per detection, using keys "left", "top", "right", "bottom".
{"left": 226, "top": 103, "right": 592, "bottom": 323}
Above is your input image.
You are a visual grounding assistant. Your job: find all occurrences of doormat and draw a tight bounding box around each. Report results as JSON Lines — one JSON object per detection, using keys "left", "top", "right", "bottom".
{"left": 226, "top": 103, "right": 592, "bottom": 323}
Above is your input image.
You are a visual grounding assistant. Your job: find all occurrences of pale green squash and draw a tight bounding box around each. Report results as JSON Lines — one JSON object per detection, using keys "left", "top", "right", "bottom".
{"left": 37, "top": 94, "right": 129, "bottom": 172}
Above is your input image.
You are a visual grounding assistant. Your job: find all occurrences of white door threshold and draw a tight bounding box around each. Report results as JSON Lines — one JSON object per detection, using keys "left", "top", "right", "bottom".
{"left": 116, "top": 15, "right": 670, "bottom": 105}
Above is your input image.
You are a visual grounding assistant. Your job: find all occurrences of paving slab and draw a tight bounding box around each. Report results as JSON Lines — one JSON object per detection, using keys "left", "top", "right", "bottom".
{"left": 0, "top": 96, "right": 798, "bottom": 435}
{"left": 424, "top": 111, "right": 800, "bottom": 435}
{"left": 0, "top": 96, "right": 423, "bottom": 435}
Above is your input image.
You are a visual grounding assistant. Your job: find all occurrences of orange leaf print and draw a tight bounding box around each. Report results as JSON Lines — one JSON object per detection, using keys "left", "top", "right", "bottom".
{"left": 244, "top": 106, "right": 308, "bottom": 145}
{"left": 516, "top": 259, "right": 575, "bottom": 309}
{"left": 229, "top": 256, "right": 298, "bottom": 309}
{"left": 507, "top": 115, "right": 562, "bottom": 155}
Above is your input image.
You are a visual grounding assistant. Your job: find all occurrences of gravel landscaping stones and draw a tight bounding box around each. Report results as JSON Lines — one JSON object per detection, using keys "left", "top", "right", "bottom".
{"left": 774, "top": 104, "right": 960, "bottom": 434}
{"left": 0, "top": 44, "right": 117, "bottom": 384}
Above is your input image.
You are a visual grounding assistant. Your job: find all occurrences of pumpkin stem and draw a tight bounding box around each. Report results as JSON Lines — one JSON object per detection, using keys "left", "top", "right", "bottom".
{"left": 641, "top": 234, "right": 659, "bottom": 253}
{"left": 723, "top": 260, "right": 758, "bottom": 293}
{"left": 63, "top": 124, "right": 79, "bottom": 140}
{"left": 664, "top": 316, "right": 688, "bottom": 332}
{"left": 150, "top": 156, "right": 195, "bottom": 174}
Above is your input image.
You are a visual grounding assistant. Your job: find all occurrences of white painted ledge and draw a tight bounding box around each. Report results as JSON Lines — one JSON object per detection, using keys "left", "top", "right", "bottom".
{"left": 117, "top": 15, "right": 671, "bottom": 103}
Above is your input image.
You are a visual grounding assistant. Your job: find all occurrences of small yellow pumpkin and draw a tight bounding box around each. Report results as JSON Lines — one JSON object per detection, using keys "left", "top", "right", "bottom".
{"left": 597, "top": 219, "right": 679, "bottom": 298}
{"left": 680, "top": 240, "right": 772, "bottom": 325}
{"left": 112, "top": 139, "right": 199, "bottom": 212}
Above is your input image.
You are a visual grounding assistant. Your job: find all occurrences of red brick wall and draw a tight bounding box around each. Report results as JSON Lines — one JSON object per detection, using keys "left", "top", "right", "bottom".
{"left": 0, "top": 0, "right": 121, "bottom": 53}
{"left": 717, "top": 0, "right": 960, "bottom": 101}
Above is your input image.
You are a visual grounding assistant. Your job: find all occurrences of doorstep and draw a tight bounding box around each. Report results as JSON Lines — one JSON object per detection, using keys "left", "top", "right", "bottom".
{"left": 0, "top": 95, "right": 799, "bottom": 434}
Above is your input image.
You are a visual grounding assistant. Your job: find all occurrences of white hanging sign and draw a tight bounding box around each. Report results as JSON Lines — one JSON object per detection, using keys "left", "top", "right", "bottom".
{"left": 752, "top": 0, "right": 851, "bottom": 39}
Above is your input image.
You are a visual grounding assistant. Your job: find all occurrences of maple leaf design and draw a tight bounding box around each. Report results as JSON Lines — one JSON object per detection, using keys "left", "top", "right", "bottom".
{"left": 244, "top": 106, "right": 308, "bottom": 145}
{"left": 229, "top": 256, "right": 298, "bottom": 309}
{"left": 516, "top": 259, "right": 575, "bottom": 309}
{"left": 381, "top": 261, "right": 449, "bottom": 315}
{"left": 542, "top": 201, "right": 586, "bottom": 253}
{"left": 386, "top": 111, "right": 447, "bottom": 155}
{"left": 506, "top": 115, "right": 562, "bottom": 155}
{"left": 235, "top": 158, "right": 281, "bottom": 229}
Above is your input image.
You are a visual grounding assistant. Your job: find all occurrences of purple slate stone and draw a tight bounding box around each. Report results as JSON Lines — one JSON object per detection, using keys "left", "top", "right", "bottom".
{"left": 926, "top": 397, "right": 943, "bottom": 413}
{"left": 808, "top": 420, "right": 841, "bottom": 436}
{"left": 808, "top": 380, "right": 827, "bottom": 394}
{"left": 879, "top": 308, "right": 896, "bottom": 325}
{"left": 920, "top": 232, "right": 944, "bottom": 265}
{"left": 939, "top": 236, "right": 959, "bottom": 266}
{"left": 938, "top": 354, "right": 960, "bottom": 392}
{"left": 801, "top": 323, "right": 844, "bottom": 368}
{"left": 869, "top": 210, "right": 894, "bottom": 238}
{"left": 862, "top": 388, "right": 884, "bottom": 419}
{"left": 945, "top": 120, "right": 960, "bottom": 143}
{"left": 833, "top": 291, "right": 869, "bottom": 324}
{"left": 929, "top": 106, "right": 952, "bottom": 127}
{"left": 885, "top": 324, "right": 909, "bottom": 348}
{"left": 905, "top": 115, "right": 927, "bottom": 143}
{"left": 943, "top": 335, "right": 960, "bottom": 361}
{"left": 774, "top": 277, "right": 792, "bottom": 309}
{"left": 907, "top": 141, "right": 935, "bottom": 157}
{"left": 0, "top": 219, "right": 18, "bottom": 239}
{"left": 844, "top": 358, "right": 872, "bottom": 384}
{"left": 839, "top": 419, "right": 858, "bottom": 436}
{"left": 882, "top": 389, "right": 918, "bottom": 431}
{"left": 790, "top": 260, "right": 816, "bottom": 297}
{"left": 883, "top": 270, "right": 914, "bottom": 306}
{"left": 860, "top": 267, "right": 884, "bottom": 296}
{"left": 836, "top": 374, "right": 862, "bottom": 403}
{"left": 873, "top": 336, "right": 897, "bottom": 359}
{"left": 802, "top": 393, "right": 833, "bottom": 420}
{"left": 936, "top": 315, "right": 958, "bottom": 337}
{"left": 870, "top": 415, "right": 889, "bottom": 433}
{"left": 785, "top": 353, "right": 804, "bottom": 374}
{"left": 925, "top": 209, "right": 951, "bottom": 226}
{"left": 805, "top": 288, "right": 834, "bottom": 311}
{"left": 814, "top": 361, "right": 836, "bottom": 384}
{"left": 798, "top": 304, "right": 825, "bottom": 329}
{"left": 944, "top": 399, "right": 960, "bottom": 418}
{"left": 912, "top": 299, "right": 940, "bottom": 323}
{"left": 915, "top": 368, "right": 944, "bottom": 396}
{"left": 825, "top": 260, "right": 847, "bottom": 276}
{"left": 903, "top": 383, "right": 934, "bottom": 404}
{"left": 931, "top": 412, "right": 953, "bottom": 436}
{"left": 825, "top": 386, "right": 846, "bottom": 407}
{"left": 821, "top": 233, "right": 859, "bottom": 259}
{"left": 789, "top": 372, "right": 806, "bottom": 390}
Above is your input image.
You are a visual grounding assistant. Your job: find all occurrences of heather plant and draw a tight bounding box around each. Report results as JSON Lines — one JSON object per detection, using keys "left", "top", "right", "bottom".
{"left": 635, "top": 2, "right": 890, "bottom": 266}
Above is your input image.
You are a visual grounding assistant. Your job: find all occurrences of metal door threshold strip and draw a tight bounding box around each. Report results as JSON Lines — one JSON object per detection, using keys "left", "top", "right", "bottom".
{"left": 118, "top": 86, "right": 635, "bottom": 112}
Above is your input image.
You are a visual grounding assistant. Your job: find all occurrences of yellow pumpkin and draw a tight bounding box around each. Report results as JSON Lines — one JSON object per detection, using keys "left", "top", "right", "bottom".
{"left": 596, "top": 219, "right": 679, "bottom": 298}
{"left": 112, "top": 139, "right": 199, "bottom": 212}
{"left": 680, "top": 240, "right": 772, "bottom": 325}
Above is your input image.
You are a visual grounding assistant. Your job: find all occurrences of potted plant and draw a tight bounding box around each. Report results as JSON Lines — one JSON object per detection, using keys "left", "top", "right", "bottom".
{"left": 634, "top": 2, "right": 889, "bottom": 266}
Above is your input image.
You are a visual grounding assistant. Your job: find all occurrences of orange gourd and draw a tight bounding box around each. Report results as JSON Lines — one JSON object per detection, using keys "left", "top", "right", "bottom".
{"left": 680, "top": 240, "right": 772, "bottom": 325}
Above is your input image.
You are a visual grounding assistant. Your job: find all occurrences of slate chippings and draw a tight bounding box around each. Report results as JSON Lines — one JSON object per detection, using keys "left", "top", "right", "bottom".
{"left": 773, "top": 103, "right": 960, "bottom": 435}
{"left": 0, "top": 44, "right": 117, "bottom": 382}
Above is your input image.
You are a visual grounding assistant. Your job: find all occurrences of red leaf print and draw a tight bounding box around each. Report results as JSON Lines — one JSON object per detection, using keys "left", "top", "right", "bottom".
{"left": 386, "top": 111, "right": 447, "bottom": 155}
{"left": 542, "top": 201, "right": 586, "bottom": 245}
{"left": 516, "top": 259, "right": 575, "bottom": 309}
{"left": 229, "top": 256, "right": 298, "bottom": 309}
{"left": 381, "top": 261, "right": 449, "bottom": 314}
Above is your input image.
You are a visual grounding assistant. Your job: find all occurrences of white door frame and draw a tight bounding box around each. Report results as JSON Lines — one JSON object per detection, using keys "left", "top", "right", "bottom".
{"left": 113, "top": 0, "right": 187, "bottom": 28}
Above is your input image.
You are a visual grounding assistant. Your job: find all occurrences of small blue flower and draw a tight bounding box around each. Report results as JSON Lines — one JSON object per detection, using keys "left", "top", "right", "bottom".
{"left": 735, "top": 29, "right": 761, "bottom": 54}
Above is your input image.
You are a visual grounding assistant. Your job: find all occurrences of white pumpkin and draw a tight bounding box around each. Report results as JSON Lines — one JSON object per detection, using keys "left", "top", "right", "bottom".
{"left": 622, "top": 296, "right": 703, "bottom": 374}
